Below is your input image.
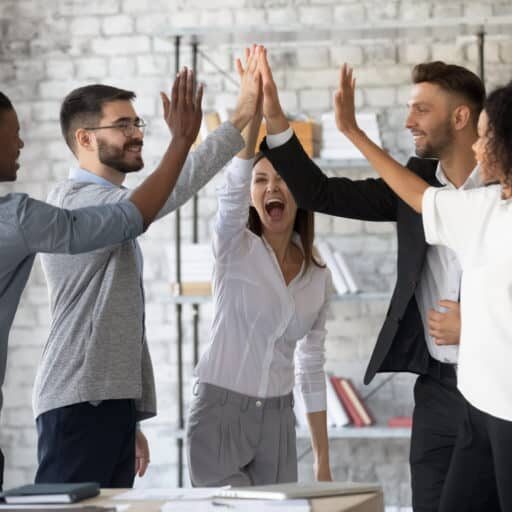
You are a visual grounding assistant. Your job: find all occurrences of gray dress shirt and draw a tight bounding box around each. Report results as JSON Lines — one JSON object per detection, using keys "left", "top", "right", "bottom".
{"left": 0, "top": 193, "right": 143, "bottom": 416}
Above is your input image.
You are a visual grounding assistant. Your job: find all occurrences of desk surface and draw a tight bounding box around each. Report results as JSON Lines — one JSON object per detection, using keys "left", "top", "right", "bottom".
{"left": 85, "top": 488, "right": 384, "bottom": 512}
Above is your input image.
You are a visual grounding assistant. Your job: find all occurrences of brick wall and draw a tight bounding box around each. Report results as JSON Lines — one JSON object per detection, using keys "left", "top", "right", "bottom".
{"left": 1, "top": 1, "right": 511, "bottom": 508}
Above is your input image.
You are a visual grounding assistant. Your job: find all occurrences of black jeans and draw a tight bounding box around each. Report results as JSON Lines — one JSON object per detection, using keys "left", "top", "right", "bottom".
{"left": 439, "top": 399, "right": 512, "bottom": 512}
{"left": 410, "top": 373, "right": 465, "bottom": 512}
{"left": 35, "top": 400, "right": 137, "bottom": 488}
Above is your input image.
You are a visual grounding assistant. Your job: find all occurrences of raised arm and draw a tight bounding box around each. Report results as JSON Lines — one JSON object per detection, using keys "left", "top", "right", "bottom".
{"left": 151, "top": 46, "right": 264, "bottom": 219}
{"left": 129, "top": 68, "right": 202, "bottom": 227}
{"left": 213, "top": 47, "right": 263, "bottom": 256}
{"left": 334, "top": 64, "right": 429, "bottom": 213}
{"left": 258, "top": 49, "right": 397, "bottom": 222}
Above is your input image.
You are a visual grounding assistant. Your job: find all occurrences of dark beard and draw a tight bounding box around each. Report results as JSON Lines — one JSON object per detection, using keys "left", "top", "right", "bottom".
{"left": 97, "top": 139, "right": 144, "bottom": 174}
{"left": 414, "top": 120, "right": 454, "bottom": 159}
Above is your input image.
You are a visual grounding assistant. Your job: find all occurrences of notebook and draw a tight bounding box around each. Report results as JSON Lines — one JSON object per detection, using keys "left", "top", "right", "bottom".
{"left": 1, "top": 482, "right": 100, "bottom": 504}
{"left": 214, "top": 481, "right": 381, "bottom": 500}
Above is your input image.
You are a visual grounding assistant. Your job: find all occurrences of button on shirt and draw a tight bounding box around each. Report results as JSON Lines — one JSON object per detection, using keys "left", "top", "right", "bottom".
{"left": 415, "top": 163, "right": 481, "bottom": 364}
{"left": 0, "top": 192, "right": 143, "bottom": 416}
{"left": 195, "top": 157, "right": 333, "bottom": 413}
{"left": 423, "top": 184, "right": 512, "bottom": 421}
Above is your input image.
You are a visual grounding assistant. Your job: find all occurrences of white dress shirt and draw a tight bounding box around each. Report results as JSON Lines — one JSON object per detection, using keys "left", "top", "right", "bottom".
{"left": 415, "top": 163, "right": 481, "bottom": 364}
{"left": 195, "top": 157, "right": 332, "bottom": 413}
{"left": 423, "top": 184, "right": 512, "bottom": 421}
{"left": 267, "top": 125, "right": 480, "bottom": 365}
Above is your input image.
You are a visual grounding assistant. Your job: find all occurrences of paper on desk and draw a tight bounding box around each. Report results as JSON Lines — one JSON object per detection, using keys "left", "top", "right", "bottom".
{"left": 161, "top": 499, "right": 310, "bottom": 512}
{"left": 113, "top": 488, "right": 218, "bottom": 501}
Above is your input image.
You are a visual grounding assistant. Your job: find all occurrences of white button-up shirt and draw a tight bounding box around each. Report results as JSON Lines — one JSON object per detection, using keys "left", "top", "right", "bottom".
{"left": 195, "top": 157, "right": 332, "bottom": 413}
{"left": 423, "top": 183, "right": 512, "bottom": 421}
{"left": 415, "top": 163, "right": 481, "bottom": 364}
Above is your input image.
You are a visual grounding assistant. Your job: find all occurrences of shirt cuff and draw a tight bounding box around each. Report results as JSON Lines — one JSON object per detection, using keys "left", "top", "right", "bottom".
{"left": 226, "top": 156, "right": 254, "bottom": 183}
{"left": 302, "top": 390, "right": 327, "bottom": 413}
{"left": 266, "top": 126, "right": 294, "bottom": 149}
{"left": 118, "top": 200, "right": 144, "bottom": 237}
{"left": 422, "top": 186, "right": 441, "bottom": 245}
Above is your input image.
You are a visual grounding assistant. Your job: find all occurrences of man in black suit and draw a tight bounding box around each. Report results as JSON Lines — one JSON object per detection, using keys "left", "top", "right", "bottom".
{"left": 258, "top": 52, "right": 487, "bottom": 511}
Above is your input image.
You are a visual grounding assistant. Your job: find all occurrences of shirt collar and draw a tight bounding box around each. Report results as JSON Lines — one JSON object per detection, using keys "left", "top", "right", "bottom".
{"left": 435, "top": 161, "right": 481, "bottom": 190}
{"left": 69, "top": 166, "right": 119, "bottom": 188}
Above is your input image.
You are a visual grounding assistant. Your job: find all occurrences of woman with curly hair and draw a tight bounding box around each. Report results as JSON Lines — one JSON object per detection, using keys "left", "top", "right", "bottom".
{"left": 334, "top": 65, "right": 512, "bottom": 511}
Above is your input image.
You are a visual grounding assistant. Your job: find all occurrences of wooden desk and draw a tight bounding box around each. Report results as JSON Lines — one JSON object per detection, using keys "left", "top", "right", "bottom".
{"left": 85, "top": 489, "right": 384, "bottom": 512}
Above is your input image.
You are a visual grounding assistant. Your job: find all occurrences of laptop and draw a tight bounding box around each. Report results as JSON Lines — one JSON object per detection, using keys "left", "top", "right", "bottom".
{"left": 214, "top": 481, "right": 381, "bottom": 500}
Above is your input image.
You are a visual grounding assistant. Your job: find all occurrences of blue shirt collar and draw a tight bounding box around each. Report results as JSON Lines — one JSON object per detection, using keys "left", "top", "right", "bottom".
{"left": 69, "top": 166, "right": 119, "bottom": 188}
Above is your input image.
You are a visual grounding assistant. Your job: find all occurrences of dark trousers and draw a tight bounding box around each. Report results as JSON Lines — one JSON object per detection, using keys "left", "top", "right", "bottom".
{"left": 35, "top": 400, "right": 137, "bottom": 488}
{"left": 0, "top": 447, "right": 4, "bottom": 491}
{"left": 410, "top": 373, "right": 465, "bottom": 512}
{"left": 439, "top": 399, "right": 512, "bottom": 512}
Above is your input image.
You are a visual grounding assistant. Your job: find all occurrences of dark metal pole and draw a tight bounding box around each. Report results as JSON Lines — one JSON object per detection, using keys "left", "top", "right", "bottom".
{"left": 173, "top": 34, "right": 184, "bottom": 488}
{"left": 477, "top": 30, "right": 485, "bottom": 84}
{"left": 191, "top": 38, "right": 200, "bottom": 368}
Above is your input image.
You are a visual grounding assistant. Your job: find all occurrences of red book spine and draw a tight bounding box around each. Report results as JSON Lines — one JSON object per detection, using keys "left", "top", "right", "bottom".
{"left": 330, "top": 376, "right": 365, "bottom": 427}
{"left": 340, "top": 378, "right": 374, "bottom": 426}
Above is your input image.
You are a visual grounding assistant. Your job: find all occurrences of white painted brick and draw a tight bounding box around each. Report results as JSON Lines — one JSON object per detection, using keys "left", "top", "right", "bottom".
{"left": 278, "top": 90, "right": 299, "bottom": 114}
{"left": 463, "top": 2, "right": 493, "bottom": 17}
{"left": 109, "top": 56, "right": 137, "bottom": 77}
{"left": 399, "top": 2, "right": 431, "bottom": 20}
{"left": 330, "top": 46, "right": 364, "bottom": 67}
{"left": 136, "top": 54, "right": 169, "bottom": 76}
{"left": 286, "top": 69, "right": 338, "bottom": 90}
{"left": 91, "top": 36, "right": 151, "bottom": 55}
{"left": 365, "top": 87, "right": 397, "bottom": 107}
{"left": 299, "top": 88, "right": 331, "bottom": 111}
{"left": 399, "top": 44, "right": 431, "bottom": 65}
{"left": 298, "top": 6, "right": 333, "bottom": 25}
{"left": 75, "top": 57, "right": 108, "bottom": 79}
{"left": 46, "top": 59, "right": 74, "bottom": 79}
{"left": 234, "top": 8, "right": 266, "bottom": 25}
{"left": 267, "top": 8, "right": 299, "bottom": 25}
{"left": 431, "top": 43, "right": 463, "bottom": 63}
{"left": 501, "top": 41, "right": 512, "bottom": 64}
{"left": 59, "top": 0, "right": 120, "bottom": 16}
{"left": 432, "top": 2, "right": 463, "bottom": 18}
{"left": 296, "top": 48, "right": 329, "bottom": 69}
{"left": 333, "top": 4, "right": 366, "bottom": 23}
{"left": 15, "top": 60, "right": 45, "bottom": 81}
{"left": 466, "top": 41, "right": 500, "bottom": 64}
{"left": 102, "top": 14, "right": 134, "bottom": 35}
{"left": 367, "top": 1, "right": 399, "bottom": 21}
{"left": 199, "top": 9, "right": 234, "bottom": 27}
{"left": 135, "top": 13, "right": 172, "bottom": 35}
{"left": 69, "top": 16, "right": 101, "bottom": 36}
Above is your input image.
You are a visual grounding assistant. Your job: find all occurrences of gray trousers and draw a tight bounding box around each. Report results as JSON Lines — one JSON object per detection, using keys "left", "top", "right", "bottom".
{"left": 186, "top": 382, "right": 297, "bottom": 487}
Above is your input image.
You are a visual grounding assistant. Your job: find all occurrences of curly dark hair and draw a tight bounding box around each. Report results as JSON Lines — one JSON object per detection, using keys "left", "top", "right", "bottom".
{"left": 483, "top": 81, "right": 512, "bottom": 188}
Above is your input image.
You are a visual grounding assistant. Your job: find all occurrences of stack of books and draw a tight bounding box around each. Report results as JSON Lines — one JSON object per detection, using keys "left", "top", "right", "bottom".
{"left": 294, "top": 375, "right": 374, "bottom": 428}
{"left": 320, "top": 112, "right": 382, "bottom": 160}
{"left": 315, "top": 241, "right": 360, "bottom": 295}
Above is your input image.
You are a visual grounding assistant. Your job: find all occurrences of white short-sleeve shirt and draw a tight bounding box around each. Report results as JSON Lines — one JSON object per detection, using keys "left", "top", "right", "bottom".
{"left": 423, "top": 184, "right": 512, "bottom": 421}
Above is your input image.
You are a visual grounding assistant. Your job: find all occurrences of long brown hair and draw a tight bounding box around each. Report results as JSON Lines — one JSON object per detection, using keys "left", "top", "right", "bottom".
{"left": 247, "top": 153, "right": 324, "bottom": 273}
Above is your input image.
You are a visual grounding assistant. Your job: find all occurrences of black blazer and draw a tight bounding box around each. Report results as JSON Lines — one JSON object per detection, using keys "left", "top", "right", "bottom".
{"left": 261, "top": 134, "right": 455, "bottom": 384}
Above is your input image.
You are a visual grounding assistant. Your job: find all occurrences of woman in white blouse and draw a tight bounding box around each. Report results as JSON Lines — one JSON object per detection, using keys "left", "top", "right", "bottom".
{"left": 334, "top": 65, "right": 512, "bottom": 511}
{"left": 186, "top": 48, "right": 333, "bottom": 487}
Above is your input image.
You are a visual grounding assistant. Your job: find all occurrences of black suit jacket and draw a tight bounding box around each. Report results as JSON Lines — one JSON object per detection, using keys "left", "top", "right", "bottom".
{"left": 261, "top": 134, "right": 455, "bottom": 384}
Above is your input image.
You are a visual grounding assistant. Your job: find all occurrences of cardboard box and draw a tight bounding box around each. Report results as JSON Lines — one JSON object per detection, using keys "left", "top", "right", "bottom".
{"left": 257, "top": 120, "right": 321, "bottom": 157}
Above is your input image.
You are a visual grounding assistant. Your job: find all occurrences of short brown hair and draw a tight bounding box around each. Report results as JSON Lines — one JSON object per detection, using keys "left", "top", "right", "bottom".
{"left": 412, "top": 61, "right": 485, "bottom": 124}
{"left": 248, "top": 153, "right": 324, "bottom": 273}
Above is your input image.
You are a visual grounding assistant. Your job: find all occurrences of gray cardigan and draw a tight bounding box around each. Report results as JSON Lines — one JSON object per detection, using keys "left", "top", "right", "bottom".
{"left": 33, "top": 122, "right": 244, "bottom": 420}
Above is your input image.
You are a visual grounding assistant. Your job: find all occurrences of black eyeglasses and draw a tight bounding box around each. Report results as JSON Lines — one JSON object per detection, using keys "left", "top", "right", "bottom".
{"left": 84, "top": 119, "right": 147, "bottom": 137}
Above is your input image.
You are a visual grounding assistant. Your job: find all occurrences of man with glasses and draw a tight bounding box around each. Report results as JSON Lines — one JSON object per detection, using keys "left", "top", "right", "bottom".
{"left": 34, "top": 57, "right": 261, "bottom": 488}
{"left": 0, "top": 71, "right": 202, "bottom": 490}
